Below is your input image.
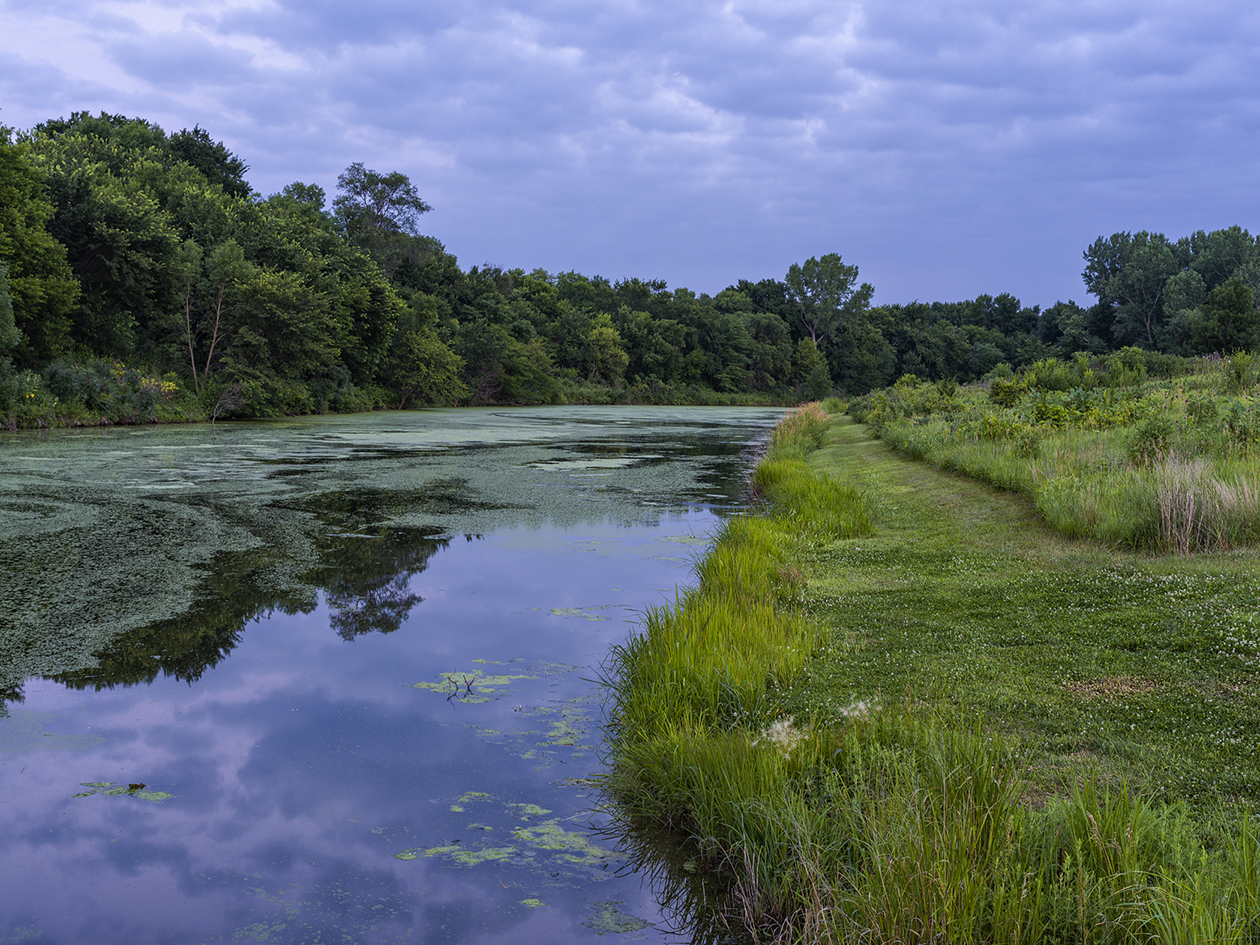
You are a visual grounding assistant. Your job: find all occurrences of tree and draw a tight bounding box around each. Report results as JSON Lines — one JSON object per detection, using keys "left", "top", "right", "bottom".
{"left": 167, "top": 125, "right": 250, "bottom": 199}
{"left": 333, "top": 163, "right": 433, "bottom": 280}
{"left": 394, "top": 329, "right": 466, "bottom": 407}
{"left": 0, "top": 131, "right": 79, "bottom": 363}
{"left": 792, "top": 338, "right": 831, "bottom": 398}
{"left": 0, "top": 262, "right": 19, "bottom": 417}
{"left": 1083, "top": 231, "right": 1186, "bottom": 348}
{"left": 1187, "top": 226, "right": 1257, "bottom": 291}
{"left": 583, "top": 313, "right": 629, "bottom": 384}
{"left": 1187, "top": 278, "right": 1260, "bottom": 354}
{"left": 784, "top": 254, "right": 874, "bottom": 347}
{"left": 175, "top": 238, "right": 250, "bottom": 391}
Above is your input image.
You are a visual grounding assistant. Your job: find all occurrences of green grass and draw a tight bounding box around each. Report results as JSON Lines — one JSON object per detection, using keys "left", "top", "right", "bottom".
{"left": 852, "top": 358, "right": 1260, "bottom": 553}
{"left": 601, "top": 405, "right": 1260, "bottom": 944}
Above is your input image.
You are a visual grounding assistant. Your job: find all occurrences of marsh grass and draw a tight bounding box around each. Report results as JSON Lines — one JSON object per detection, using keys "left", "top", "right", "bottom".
{"left": 602, "top": 405, "right": 1260, "bottom": 943}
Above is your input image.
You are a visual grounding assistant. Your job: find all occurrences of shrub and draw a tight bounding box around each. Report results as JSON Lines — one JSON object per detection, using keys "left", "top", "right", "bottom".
{"left": 1106, "top": 346, "right": 1148, "bottom": 387}
{"left": 1127, "top": 416, "right": 1175, "bottom": 467}
{"left": 1222, "top": 351, "right": 1260, "bottom": 394}
{"left": 44, "top": 359, "right": 177, "bottom": 424}
{"left": 988, "top": 374, "right": 1024, "bottom": 407}
{"left": 1026, "top": 357, "right": 1086, "bottom": 392}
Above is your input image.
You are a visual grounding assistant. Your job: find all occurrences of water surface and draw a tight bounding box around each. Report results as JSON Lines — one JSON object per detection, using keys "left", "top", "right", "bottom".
{"left": 0, "top": 406, "right": 781, "bottom": 943}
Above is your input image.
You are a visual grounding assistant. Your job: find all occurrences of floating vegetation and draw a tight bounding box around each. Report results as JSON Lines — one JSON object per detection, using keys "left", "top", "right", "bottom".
{"left": 548, "top": 608, "right": 610, "bottom": 620}
{"left": 507, "top": 803, "right": 552, "bottom": 819}
{"left": 416, "top": 843, "right": 517, "bottom": 867}
{"left": 450, "top": 791, "right": 492, "bottom": 812}
{"left": 539, "top": 706, "right": 590, "bottom": 747}
{"left": 583, "top": 901, "right": 653, "bottom": 935}
{"left": 521, "top": 898, "right": 545, "bottom": 909}
{"left": 526, "top": 456, "right": 657, "bottom": 471}
{"left": 72, "top": 781, "right": 172, "bottom": 802}
{"left": 398, "top": 790, "right": 620, "bottom": 878}
{"left": 512, "top": 821, "right": 614, "bottom": 866}
{"left": 412, "top": 668, "right": 537, "bottom": 701}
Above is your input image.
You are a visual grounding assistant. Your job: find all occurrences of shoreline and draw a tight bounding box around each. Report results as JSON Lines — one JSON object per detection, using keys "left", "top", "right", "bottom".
{"left": 601, "top": 404, "right": 1260, "bottom": 943}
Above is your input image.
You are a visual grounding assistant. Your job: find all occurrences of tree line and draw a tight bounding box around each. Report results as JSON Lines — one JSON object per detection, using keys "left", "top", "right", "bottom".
{"left": 2, "top": 111, "right": 1258, "bottom": 424}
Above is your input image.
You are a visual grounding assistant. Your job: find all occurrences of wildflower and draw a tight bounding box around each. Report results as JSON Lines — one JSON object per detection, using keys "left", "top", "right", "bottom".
{"left": 838, "top": 699, "right": 876, "bottom": 720}
{"left": 755, "top": 716, "right": 806, "bottom": 755}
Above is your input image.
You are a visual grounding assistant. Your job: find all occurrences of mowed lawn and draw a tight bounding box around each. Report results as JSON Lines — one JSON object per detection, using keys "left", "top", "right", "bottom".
{"left": 784, "top": 416, "right": 1260, "bottom": 810}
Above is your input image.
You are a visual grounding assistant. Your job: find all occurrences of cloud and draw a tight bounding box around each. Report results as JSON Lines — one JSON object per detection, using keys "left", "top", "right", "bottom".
{"left": 1, "top": 0, "right": 1259, "bottom": 303}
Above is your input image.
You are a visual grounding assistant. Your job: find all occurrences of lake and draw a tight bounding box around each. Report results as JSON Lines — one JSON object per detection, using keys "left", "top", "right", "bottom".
{"left": 0, "top": 406, "right": 783, "bottom": 944}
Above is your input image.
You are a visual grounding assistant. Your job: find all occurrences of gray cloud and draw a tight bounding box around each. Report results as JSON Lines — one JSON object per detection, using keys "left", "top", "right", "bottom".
{"left": 1, "top": 0, "right": 1258, "bottom": 303}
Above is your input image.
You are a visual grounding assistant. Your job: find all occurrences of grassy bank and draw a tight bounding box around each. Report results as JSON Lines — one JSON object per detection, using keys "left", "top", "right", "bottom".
{"left": 849, "top": 352, "right": 1260, "bottom": 553}
{"left": 602, "top": 403, "right": 1260, "bottom": 943}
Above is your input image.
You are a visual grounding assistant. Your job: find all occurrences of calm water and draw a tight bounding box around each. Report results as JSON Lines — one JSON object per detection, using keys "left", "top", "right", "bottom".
{"left": 0, "top": 406, "right": 782, "bottom": 944}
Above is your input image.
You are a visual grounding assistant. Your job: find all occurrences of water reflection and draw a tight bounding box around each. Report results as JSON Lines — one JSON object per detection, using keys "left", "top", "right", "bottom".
{"left": 0, "top": 407, "right": 783, "bottom": 943}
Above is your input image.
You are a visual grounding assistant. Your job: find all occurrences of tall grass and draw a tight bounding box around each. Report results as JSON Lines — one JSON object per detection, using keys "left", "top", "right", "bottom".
{"left": 601, "top": 403, "right": 1260, "bottom": 943}
{"left": 864, "top": 363, "right": 1260, "bottom": 553}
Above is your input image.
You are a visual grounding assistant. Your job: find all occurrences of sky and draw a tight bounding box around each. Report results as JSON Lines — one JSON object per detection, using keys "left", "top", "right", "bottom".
{"left": 1, "top": 0, "right": 1258, "bottom": 308}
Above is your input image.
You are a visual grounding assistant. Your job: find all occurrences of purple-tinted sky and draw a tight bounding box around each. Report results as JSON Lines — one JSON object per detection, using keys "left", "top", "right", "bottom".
{"left": 2, "top": 0, "right": 1258, "bottom": 306}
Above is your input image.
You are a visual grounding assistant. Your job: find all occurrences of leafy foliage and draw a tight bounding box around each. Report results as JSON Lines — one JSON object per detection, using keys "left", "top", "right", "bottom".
{"left": 5, "top": 110, "right": 1260, "bottom": 427}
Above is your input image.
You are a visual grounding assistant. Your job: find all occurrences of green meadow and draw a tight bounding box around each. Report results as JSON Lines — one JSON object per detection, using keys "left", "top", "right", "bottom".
{"left": 603, "top": 388, "right": 1260, "bottom": 944}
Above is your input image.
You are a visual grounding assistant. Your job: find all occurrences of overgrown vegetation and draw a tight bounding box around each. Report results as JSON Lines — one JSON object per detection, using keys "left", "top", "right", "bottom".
{"left": 602, "top": 404, "right": 1260, "bottom": 943}
{"left": 849, "top": 349, "right": 1260, "bottom": 553}
{"left": 7, "top": 112, "right": 1260, "bottom": 428}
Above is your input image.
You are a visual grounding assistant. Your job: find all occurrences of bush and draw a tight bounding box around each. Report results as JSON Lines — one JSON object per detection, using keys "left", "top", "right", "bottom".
{"left": 1106, "top": 346, "right": 1148, "bottom": 387}
{"left": 1126, "top": 416, "right": 1175, "bottom": 467}
{"left": 988, "top": 374, "right": 1024, "bottom": 407}
{"left": 1026, "top": 357, "right": 1085, "bottom": 392}
{"left": 44, "top": 359, "right": 177, "bottom": 424}
{"left": 1223, "top": 350, "right": 1260, "bottom": 394}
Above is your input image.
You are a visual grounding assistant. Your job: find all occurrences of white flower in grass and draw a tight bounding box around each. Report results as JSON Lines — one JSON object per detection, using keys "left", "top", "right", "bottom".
{"left": 839, "top": 699, "right": 876, "bottom": 719}
{"left": 756, "top": 716, "right": 805, "bottom": 755}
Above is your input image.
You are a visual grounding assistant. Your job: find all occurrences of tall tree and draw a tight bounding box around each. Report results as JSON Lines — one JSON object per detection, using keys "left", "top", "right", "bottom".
{"left": 333, "top": 163, "right": 432, "bottom": 279}
{"left": 1083, "top": 231, "right": 1187, "bottom": 347}
{"left": 167, "top": 126, "right": 251, "bottom": 199}
{"left": 0, "top": 130, "right": 79, "bottom": 363}
{"left": 785, "top": 253, "right": 872, "bottom": 347}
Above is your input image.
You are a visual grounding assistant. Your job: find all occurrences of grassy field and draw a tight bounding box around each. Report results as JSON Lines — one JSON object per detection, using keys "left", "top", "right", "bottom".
{"left": 602, "top": 402, "right": 1260, "bottom": 944}
{"left": 789, "top": 415, "right": 1260, "bottom": 807}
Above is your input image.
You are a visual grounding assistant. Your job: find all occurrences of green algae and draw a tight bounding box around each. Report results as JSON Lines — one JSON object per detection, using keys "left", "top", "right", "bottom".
{"left": 450, "top": 791, "right": 491, "bottom": 812}
{"left": 512, "top": 820, "right": 614, "bottom": 865}
{"left": 539, "top": 706, "right": 590, "bottom": 747}
{"left": 72, "top": 781, "right": 172, "bottom": 802}
{"left": 583, "top": 901, "right": 653, "bottom": 935}
{"left": 521, "top": 898, "right": 545, "bottom": 909}
{"left": 507, "top": 803, "right": 552, "bottom": 819}
{"left": 0, "top": 407, "right": 781, "bottom": 710}
{"left": 548, "top": 608, "right": 610, "bottom": 620}
{"left": 412, "top": 669, "right": 537, "bottom": 697}
{"left": 419, "top": 843, "right": 518, "bottom": 866}
{"left": 400, "top": 789, "right": 618, "bottom": 877}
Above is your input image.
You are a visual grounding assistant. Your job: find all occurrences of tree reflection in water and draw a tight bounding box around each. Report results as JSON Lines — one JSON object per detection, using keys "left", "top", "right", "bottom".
{"left": 48, "top": 523, "right": 451, "bottom": 694}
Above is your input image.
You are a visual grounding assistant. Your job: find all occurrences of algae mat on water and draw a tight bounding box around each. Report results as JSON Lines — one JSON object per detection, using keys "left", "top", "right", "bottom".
{"left": 0, "top": 406, "right": 777, "bottom": 710}
{"left": 786, "top": 416, "right": 1260, "bottom": 801}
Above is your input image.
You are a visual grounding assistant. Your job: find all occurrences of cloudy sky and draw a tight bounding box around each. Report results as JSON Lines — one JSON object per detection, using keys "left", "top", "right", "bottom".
{"left": 1, "top": 0, "right": 1257, "bottom": 307}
